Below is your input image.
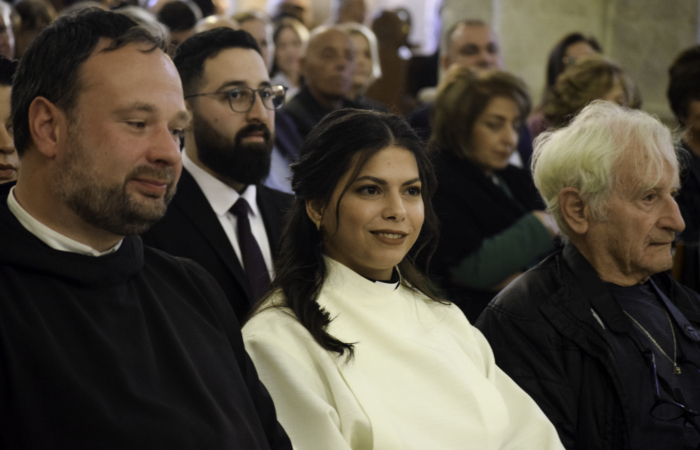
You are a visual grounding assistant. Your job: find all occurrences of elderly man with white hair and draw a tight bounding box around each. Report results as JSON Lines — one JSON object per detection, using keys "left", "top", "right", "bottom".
{"left": 476, "top": 101, "right": 700, "bottom": 450}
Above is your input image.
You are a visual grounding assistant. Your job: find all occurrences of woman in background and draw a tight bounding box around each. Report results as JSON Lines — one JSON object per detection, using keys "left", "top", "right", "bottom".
{"left": 541, "top": 32, "right": 602, "bottom": 105}
{"left": 270, "top": 17, "right": 308, "bottom": 100}
{"left": 242, "top": 109, "right": 563, "bottom": 450}
{"left": 337, "top": 22, "right": 386, "bottom": 110}
{"left": 529, "top": 55, "right": 635, "bottom": 139}
{"left": 429, "top": 66, "right": 559, "bottom": 322}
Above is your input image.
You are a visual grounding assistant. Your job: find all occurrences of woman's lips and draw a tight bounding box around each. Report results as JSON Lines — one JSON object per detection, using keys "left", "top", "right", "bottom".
{"left": 371, "top": 230, "right": 408, "bottom": 245}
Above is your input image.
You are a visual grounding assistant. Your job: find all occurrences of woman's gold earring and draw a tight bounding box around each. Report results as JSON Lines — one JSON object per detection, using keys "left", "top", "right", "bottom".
{"left": 315, "top": 221, "right": 321, "bottom": 231}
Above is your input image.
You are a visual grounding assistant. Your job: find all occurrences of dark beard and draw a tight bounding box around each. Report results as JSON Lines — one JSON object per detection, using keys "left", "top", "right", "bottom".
{"left": 193, "top": 116, "right": 273, "bottom": 186}
{"left": 56, "top": 141, "right": 177, "bottom": 236}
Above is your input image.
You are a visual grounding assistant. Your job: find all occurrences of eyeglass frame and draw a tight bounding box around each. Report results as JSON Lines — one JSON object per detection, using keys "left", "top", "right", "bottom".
{"left": 184, "top": 85, "right": 288, "bottom": 113}
{"left": 642, "top": 349, "right": 700, "bottom": 430}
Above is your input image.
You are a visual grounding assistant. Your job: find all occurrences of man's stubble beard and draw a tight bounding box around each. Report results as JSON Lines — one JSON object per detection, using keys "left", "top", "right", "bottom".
{"left": 54, "top": 126, "right": 177, "bottom": 237}
{"left": 192, "top": 113, "right": 273, "bottom": 186}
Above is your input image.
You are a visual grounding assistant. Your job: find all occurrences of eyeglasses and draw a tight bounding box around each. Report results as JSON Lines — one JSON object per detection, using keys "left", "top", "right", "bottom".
{"left": 185, "top": 85, "right": 287, "bottom": 113}
{"left": 642, "top": 349, "right": 700, "bottom": 431}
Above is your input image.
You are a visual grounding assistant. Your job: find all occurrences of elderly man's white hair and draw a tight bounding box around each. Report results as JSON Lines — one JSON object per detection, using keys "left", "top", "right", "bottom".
{"left": 532, "top": 100, "right": 679, "bottom": 237}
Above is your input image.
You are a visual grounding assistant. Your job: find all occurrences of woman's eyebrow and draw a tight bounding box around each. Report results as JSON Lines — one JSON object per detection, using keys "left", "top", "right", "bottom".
{"left": 353, "top": 176, "right": 421, "bottom": 186}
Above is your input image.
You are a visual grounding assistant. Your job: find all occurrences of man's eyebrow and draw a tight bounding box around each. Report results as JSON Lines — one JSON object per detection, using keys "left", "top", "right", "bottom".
{"left": 113, "top": 102, "right": 159, "bottom": 115}
{"left": 217, "top": 80, "right": 272, "bottom": 91}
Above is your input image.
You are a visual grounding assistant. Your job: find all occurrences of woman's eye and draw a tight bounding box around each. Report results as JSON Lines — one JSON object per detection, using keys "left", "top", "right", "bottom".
{"left": 359, "top": 185, "right": 379, "bottom": 195}
{"left": 406, "top": 186, "right": 421, "bottom": 196}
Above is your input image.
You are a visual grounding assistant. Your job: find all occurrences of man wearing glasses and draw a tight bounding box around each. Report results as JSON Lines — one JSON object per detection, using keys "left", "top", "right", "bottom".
{"left": 143, "top": 28, "right": 293, "bottom": 321}
{"left": 477, "top": 101, "right": 700, "bottom": 450}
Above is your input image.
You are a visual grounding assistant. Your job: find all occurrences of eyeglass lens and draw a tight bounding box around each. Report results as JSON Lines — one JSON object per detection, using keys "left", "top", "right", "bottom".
{"left": 228, "top": 86, "right": 286, "bottom": 112}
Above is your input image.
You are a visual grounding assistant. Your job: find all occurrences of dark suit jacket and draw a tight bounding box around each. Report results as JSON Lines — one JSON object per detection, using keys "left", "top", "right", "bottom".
{"left": 142, "top": 168, "right": 293, "bottom": 321}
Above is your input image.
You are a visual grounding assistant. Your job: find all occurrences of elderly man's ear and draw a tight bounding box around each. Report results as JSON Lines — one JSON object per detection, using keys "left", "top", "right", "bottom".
{"left": 559, "top": 187, "right": 589, "bottom": 235}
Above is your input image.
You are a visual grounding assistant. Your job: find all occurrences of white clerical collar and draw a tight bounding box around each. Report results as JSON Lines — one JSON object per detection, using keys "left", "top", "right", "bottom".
{"left": 182, "top": 151, "right": 260, "bottom": 218}
{"left": 7, "top": 187, "right": 122, "bottom": 257}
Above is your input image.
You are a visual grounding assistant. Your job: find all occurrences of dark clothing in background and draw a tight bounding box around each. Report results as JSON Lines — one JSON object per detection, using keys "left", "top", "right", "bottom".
{"left": 477, "top": 243, "right": 700, "bottom": 450}
{"left": 282, "top": 85, "right": 364, "bottom": 139}
{"left": 0, "top": 183, "right": 292, "bottom": 450}
{"left": 142, "top": 169, "right": 293, "bottom": 321}
{"left": 676, "top": 141, "right": 700, "bottom": 292}
{"left": 430, "top": 152, "right": 552, "bottom": 322}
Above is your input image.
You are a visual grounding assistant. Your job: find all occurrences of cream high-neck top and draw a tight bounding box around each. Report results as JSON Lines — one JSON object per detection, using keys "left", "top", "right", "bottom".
{"left": 243, "top": 257, "right": 563, "bottom": 450}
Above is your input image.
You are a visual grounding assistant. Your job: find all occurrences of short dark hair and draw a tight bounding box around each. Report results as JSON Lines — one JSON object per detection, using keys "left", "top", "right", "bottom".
{"left": 431, "top": 66, "right": 531, "bottom": 158}
{"left": 12, "top": 8, "right": 163, "bottom": 157}
{"left": 174, "top": 28, "right": 261, "bottom": 96}
{"left": 668, "top": 45, "right": 700, "bottom": 126}
{"left": 157, "top": 0, "right": 200, "bottom": 33}
{"left": 0, "top": 55, "right": 17, "bottom": 86}
{"left": 248, "top": 109, "right": 441, "bottom": 358}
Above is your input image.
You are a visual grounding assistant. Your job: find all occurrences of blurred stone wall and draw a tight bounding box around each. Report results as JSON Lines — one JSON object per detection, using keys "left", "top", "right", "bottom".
{"left": 442, "top": 0, "right": 700, "bottom": 125}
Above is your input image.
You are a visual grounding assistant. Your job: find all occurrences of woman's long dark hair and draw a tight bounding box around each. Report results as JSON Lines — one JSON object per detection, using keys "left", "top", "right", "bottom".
{"left": 247, "top": 109, "right": 441, "bottom": 359}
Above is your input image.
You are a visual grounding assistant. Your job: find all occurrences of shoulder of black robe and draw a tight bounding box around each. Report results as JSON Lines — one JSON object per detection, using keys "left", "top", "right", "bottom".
{"left": 0, "top": 182, "right": 292, "bottom": 450}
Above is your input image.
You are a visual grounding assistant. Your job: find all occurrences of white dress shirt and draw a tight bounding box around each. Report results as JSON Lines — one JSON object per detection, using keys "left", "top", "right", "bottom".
{"left": 182, "top": 152, "right": 274, "bottom": 275}
{"left": 7, "top": 187, "right": 122, "bottom": 257}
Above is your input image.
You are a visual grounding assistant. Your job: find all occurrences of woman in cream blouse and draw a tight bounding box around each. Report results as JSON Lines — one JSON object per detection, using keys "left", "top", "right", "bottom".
{"left": 242, "top": 109, "right": 564, "bottom": 450}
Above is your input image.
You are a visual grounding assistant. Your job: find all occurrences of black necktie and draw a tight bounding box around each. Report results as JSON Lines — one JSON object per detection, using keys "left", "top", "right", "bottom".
{"left": 230, "top": 197, "right": 271, "bottom": 301}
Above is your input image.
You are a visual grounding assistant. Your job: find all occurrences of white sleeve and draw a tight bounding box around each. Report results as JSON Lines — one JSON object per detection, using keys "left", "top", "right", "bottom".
{"left": 244, "top": 314, "right": 369, "bottom": 450}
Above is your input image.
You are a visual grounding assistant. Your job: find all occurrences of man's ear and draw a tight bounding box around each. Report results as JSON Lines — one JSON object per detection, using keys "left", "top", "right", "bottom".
{"left": 305, "top": 199, "right": 324, "bottom": 230}
{"left": 558, "top": 187, "right": 589, "bottom": 235}
{"left": 27, "top": 96, "right": 65, "bottom": 159}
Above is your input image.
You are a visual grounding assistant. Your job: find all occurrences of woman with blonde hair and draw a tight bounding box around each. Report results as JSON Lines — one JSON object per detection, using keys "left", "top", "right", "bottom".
{"left": 529, "top": 55, "right": 636, "bottom": 139}
{"left": 336, "top": 22, "right": 386, "bottom": 110}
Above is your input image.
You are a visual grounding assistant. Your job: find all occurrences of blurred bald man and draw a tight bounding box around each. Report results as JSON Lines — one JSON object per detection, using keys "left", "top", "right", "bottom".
{"left": 282, "top": 26, "right": 366, "bottom": 139}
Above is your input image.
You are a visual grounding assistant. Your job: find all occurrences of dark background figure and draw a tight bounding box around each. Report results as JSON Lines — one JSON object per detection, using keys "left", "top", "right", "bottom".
{"left": 427, "top": 66, "right": 558, "bottom": 322}
{"left": 142, "top": 28, "right": 292, "bottom": 321}
{"left": 14, "top": 0, "right": 57, "bottom": 59}
{"left": 282, "top": 26, "right": 361, "bottom": 139}
{"left": 0, "top": 9, "right": 291, "bottom": 449}
{"left": 157, "top": 0, "right": 201, "bottom": 51}
{"left": 668, "top": 45, "right": 700, "bottom": 293}
{"left": 0, "top": 55, "right": 17, "bottom": 184}
{"left": 540, "top": 32, "right": 602, "bottom": 107}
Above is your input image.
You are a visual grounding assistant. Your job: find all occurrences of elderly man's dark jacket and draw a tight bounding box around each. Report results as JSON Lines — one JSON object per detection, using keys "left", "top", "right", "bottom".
{"left": 476, "top": 242, "right": 700, "bottom": 450}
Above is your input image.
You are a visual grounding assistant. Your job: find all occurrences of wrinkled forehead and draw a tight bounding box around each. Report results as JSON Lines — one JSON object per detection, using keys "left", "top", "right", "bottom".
{"left": 613, "top": 143, "right": 680, "bottom": 197}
